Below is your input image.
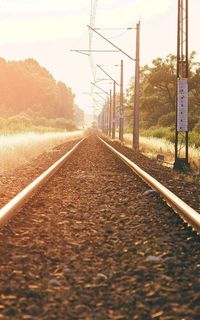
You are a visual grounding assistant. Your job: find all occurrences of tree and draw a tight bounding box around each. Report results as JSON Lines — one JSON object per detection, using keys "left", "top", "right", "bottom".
{"left": 74, "top": 105, "right": 84, "bottom": 127}
{"left": 0, "top": 58, "right": 76, "bottom": 121}
{"left": 126, "top": 52, "right": 200, "bottom": 130}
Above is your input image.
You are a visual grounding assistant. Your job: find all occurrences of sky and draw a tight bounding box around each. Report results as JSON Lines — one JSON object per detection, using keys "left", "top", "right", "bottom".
{"left": 0, "top": 0, "right": 200, "bottom": 115}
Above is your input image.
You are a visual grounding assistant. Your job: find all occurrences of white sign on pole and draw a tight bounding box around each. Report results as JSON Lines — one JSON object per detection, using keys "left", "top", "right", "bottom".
{"left": 177, "top": 79, "right": 188, "bottom": 132}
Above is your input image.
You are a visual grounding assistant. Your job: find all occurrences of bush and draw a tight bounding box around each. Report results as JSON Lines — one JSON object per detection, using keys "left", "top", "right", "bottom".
{"left": 141, "top": 126, "right": 175, "bottom": 143}
{"left": 7, "top": 114, "right": 32, "bottom": 131}
{"left": 65, "top": 119, "right": 76, "bottom": 131}
{"left": 49, "top": 118, "right": 76, "bottom": 131}
{"left": 0, "top": 117, "right": 7, "bottom": 129}
{"left": 158, "top": 112, "right": 175, "bottom": 127}
{"left": 194, "top": 120, "right": 200, "bottom": 133}
{"left": 0, "top": 115, "right": 77, "bottom": 133}
{"left": 32, "top": 117, "right": 49, "bottom": 127}
{"left": 189, "top": 131, "right": 200, "bottom": 148}
{"left": 141, "top": 125, "right": 200, "bottom": 148}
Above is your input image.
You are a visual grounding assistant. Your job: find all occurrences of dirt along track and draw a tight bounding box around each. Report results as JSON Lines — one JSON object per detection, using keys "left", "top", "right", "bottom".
{"left": 0, "top": 135, "right": 199, "bottom": 320}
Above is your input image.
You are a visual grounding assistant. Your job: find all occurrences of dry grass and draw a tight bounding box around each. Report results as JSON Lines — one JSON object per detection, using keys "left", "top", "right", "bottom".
{"left": 123, "top": 133, "right": 200, "bottom": 172}
{"left": 0, "top": 131, "right": 84, "bottom": 173}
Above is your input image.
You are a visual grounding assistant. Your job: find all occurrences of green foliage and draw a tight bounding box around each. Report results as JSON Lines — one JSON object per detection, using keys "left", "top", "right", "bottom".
{"left": 158, "top": 112, "right": 175, "bottom": 127}
{"left": 64, "top": 119, "right": 77, "bottom": 131}
{"left": 125, "top": 53, "right": 200, "bottom": 148}
{"left": 0, "top": 115, "right": 76, "bottom": 133}
{"left": 141, "top": 126, "right": 200, "bottom": 148}
{"left": 74, "top": 105, "right": 84, "bottom": 127}
{"left": 194, "top": 120, "right": 200, "bottom": 133}
{"left": 189, "top": 131, "right": 200, "bottom": 148}
{"left": 126, "top": 53, "right": 200, "bottom": 127}
{"left": 139, "top": 54, "right": 177, "bottom": 128}
{"left": 141, "top": 127, "right": 175, "bottom": 143}
{"left": 0, "top": 58, "right": 76, "bottom": 121}
{"left": 7, "top": 114, "right": 32, "bottom": 130}
{"left": 188, "top": 114, "right": 199, "bottom": 131}
{"left": 50, "top": 118, "right": 76, "bottom": 131}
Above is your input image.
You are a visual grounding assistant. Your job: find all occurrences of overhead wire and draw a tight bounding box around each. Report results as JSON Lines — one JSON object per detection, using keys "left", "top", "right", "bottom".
{"left": 89, "top": 0, "right": 100, "bottom": 117}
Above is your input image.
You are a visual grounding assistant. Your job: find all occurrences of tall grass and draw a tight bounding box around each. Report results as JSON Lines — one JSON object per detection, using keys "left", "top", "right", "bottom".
{"left": 0, "top": 131, "right": 84, "bottom": 173}
{"left": 124, "top": 133, "right": 200, "bottom": 172}
{"left": 141, "top": 126, "right": 200, "bottom": 148}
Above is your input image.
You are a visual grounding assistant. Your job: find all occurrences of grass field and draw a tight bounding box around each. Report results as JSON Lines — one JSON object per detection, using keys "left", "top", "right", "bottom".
{"left": 0, "top": 131, "right": 84, "bottom": 173}
{"left": 123, "top": 133, "right": 200, "bottom": 172}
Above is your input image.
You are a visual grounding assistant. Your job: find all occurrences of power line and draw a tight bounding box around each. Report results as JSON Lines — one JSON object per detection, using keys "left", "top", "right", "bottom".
{"left": 97, "top": 64, "right": 119, "bottom": 85}
{"left": 94, "top": 27, "right": 135, "bottom": 30}
{"left": 91, "top": 82, "right": 110, "bottom": 96}
{"left": 89, "top": 0, "right": 99, "bottom": 117}
{"left": 87, "top": 25, "right": 135, "bottom": 61}
{"left": 71, "top": 49, "right": 119, "bottom": 53}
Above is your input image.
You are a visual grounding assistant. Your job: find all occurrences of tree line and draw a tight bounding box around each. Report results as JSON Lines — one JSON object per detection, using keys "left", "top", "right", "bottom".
{"left": 0, "top": 57, "right": 84, "bottom": 130}
{"left": 125, "top": 52, "right": 200, "bottom": 146}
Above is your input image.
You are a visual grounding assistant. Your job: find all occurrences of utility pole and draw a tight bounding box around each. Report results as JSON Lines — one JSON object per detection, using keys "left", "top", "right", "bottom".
{"left": 100, "top": 112, "right": 103, "bottom": 131}
{"left": 106, "top": 98, "right": 109, "bottom": 135}
{"left": 174, "top": 0, "right": 189, "bottom": 170}
{"left": 112, "top": 81, "right": 116, "bottom": 139}
{"left": 109, "top": 90, "right": 112, "bottom": 137}
{"left": 87, "top": 24, "right": 139, "bottom": 143}
{"left": 133, "top": 21, "right": 140, "bottom": 150}
{"left": 119, "top": 60, "right": 124, "bottom": 141}
{"left": 101, "top": 108, "right": 104, "bottom": 133}
{"left": 101, "top": 107, "right": 105, "bottom": 133}
{"left": 96, "top": 64, "right": 118, "bottom": 138}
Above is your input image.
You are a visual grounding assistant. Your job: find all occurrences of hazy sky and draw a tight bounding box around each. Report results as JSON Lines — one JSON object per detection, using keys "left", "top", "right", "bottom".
{"left": 0, "top": 0, "right": 200, "bottom": 114}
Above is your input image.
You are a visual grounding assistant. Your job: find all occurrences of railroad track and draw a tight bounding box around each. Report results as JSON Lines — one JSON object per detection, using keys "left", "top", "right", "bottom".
{"left": 0, "top": 138, "right": 84, "bottom": 228}
{"left": 0, "top": 135, "right": 199, "bottom": 233}
{"left": 99, "top": 137, "right": 200, "bottom": 234}
{"left": 0, "top": 135, "right": 199, "bottom": 319}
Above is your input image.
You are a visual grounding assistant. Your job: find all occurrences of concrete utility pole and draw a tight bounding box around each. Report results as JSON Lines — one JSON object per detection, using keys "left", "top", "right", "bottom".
{"left": 100, "top": 112, "right": 104, "bottom": 132}
{"left": 87, "top": 24, "right": 140, "bottom": 143}
{"left": 174, "top": 0, "right": 189, "bottom": 170}
{"left": 119, "top": 60, "right": 124, "bottom": 141}
{"left": 112, "top": 81, "right": 116, "bottom": 139}
{"left": 133, "top": 21, "right": 140, "bottom": 150}
{"left": 101, "top": 107, "right": 104, "bottom": 132}
{"left": 109, "top": 90, "right": 112, "bottom": 137}
{"left": 100, "top": 110, "right": 103, "bottom": 132}
{"left": 105, "top": 99, "right": 108, "bottom": 135}
{"left": 97, "top": 64, "right": 118, "bottom": 139}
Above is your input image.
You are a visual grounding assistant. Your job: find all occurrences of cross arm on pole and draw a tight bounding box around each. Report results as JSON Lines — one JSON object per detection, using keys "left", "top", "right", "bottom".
{"left": 70, "top": 50, "right": 90, "bottom": 56}
{"left": 91, "top": 82, "right": 109, "bottom": 96}
{"left": 70, "top": 49, "right": 119, "bottom": 54}
{"left": 95, "top": 92, "right": 107, "bottom": 102}
{"left": 87, "top": 25, "right": 136, "bottom": 61}
{"left": 97, "top": 65, "right": 119, "bottom": 85}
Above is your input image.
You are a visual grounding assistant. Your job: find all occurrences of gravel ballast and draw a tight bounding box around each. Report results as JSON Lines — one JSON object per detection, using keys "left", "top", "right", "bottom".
{"left": 0, "top": 135, "right": 199, "bottom": 319}
{"left": 0, "top": 138, "right": 82, "bottom": 207}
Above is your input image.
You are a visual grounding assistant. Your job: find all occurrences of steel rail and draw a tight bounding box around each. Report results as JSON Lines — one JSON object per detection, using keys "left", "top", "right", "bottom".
{"left": 99, "top": 137, "right": 200, "bottom": 234}
{"left": 0, "top": 138, "right": 85, "bottom": 228}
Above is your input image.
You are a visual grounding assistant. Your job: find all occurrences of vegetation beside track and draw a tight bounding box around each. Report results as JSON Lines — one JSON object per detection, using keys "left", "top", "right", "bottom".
{"left": 124, "top": 53, "right": 200, "bottom": 149}
{"left": 0, "top": 131, "right": 84, "bottom": 172}
{"left": 123, "top": 134, "right": 200, "bottom": 174}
